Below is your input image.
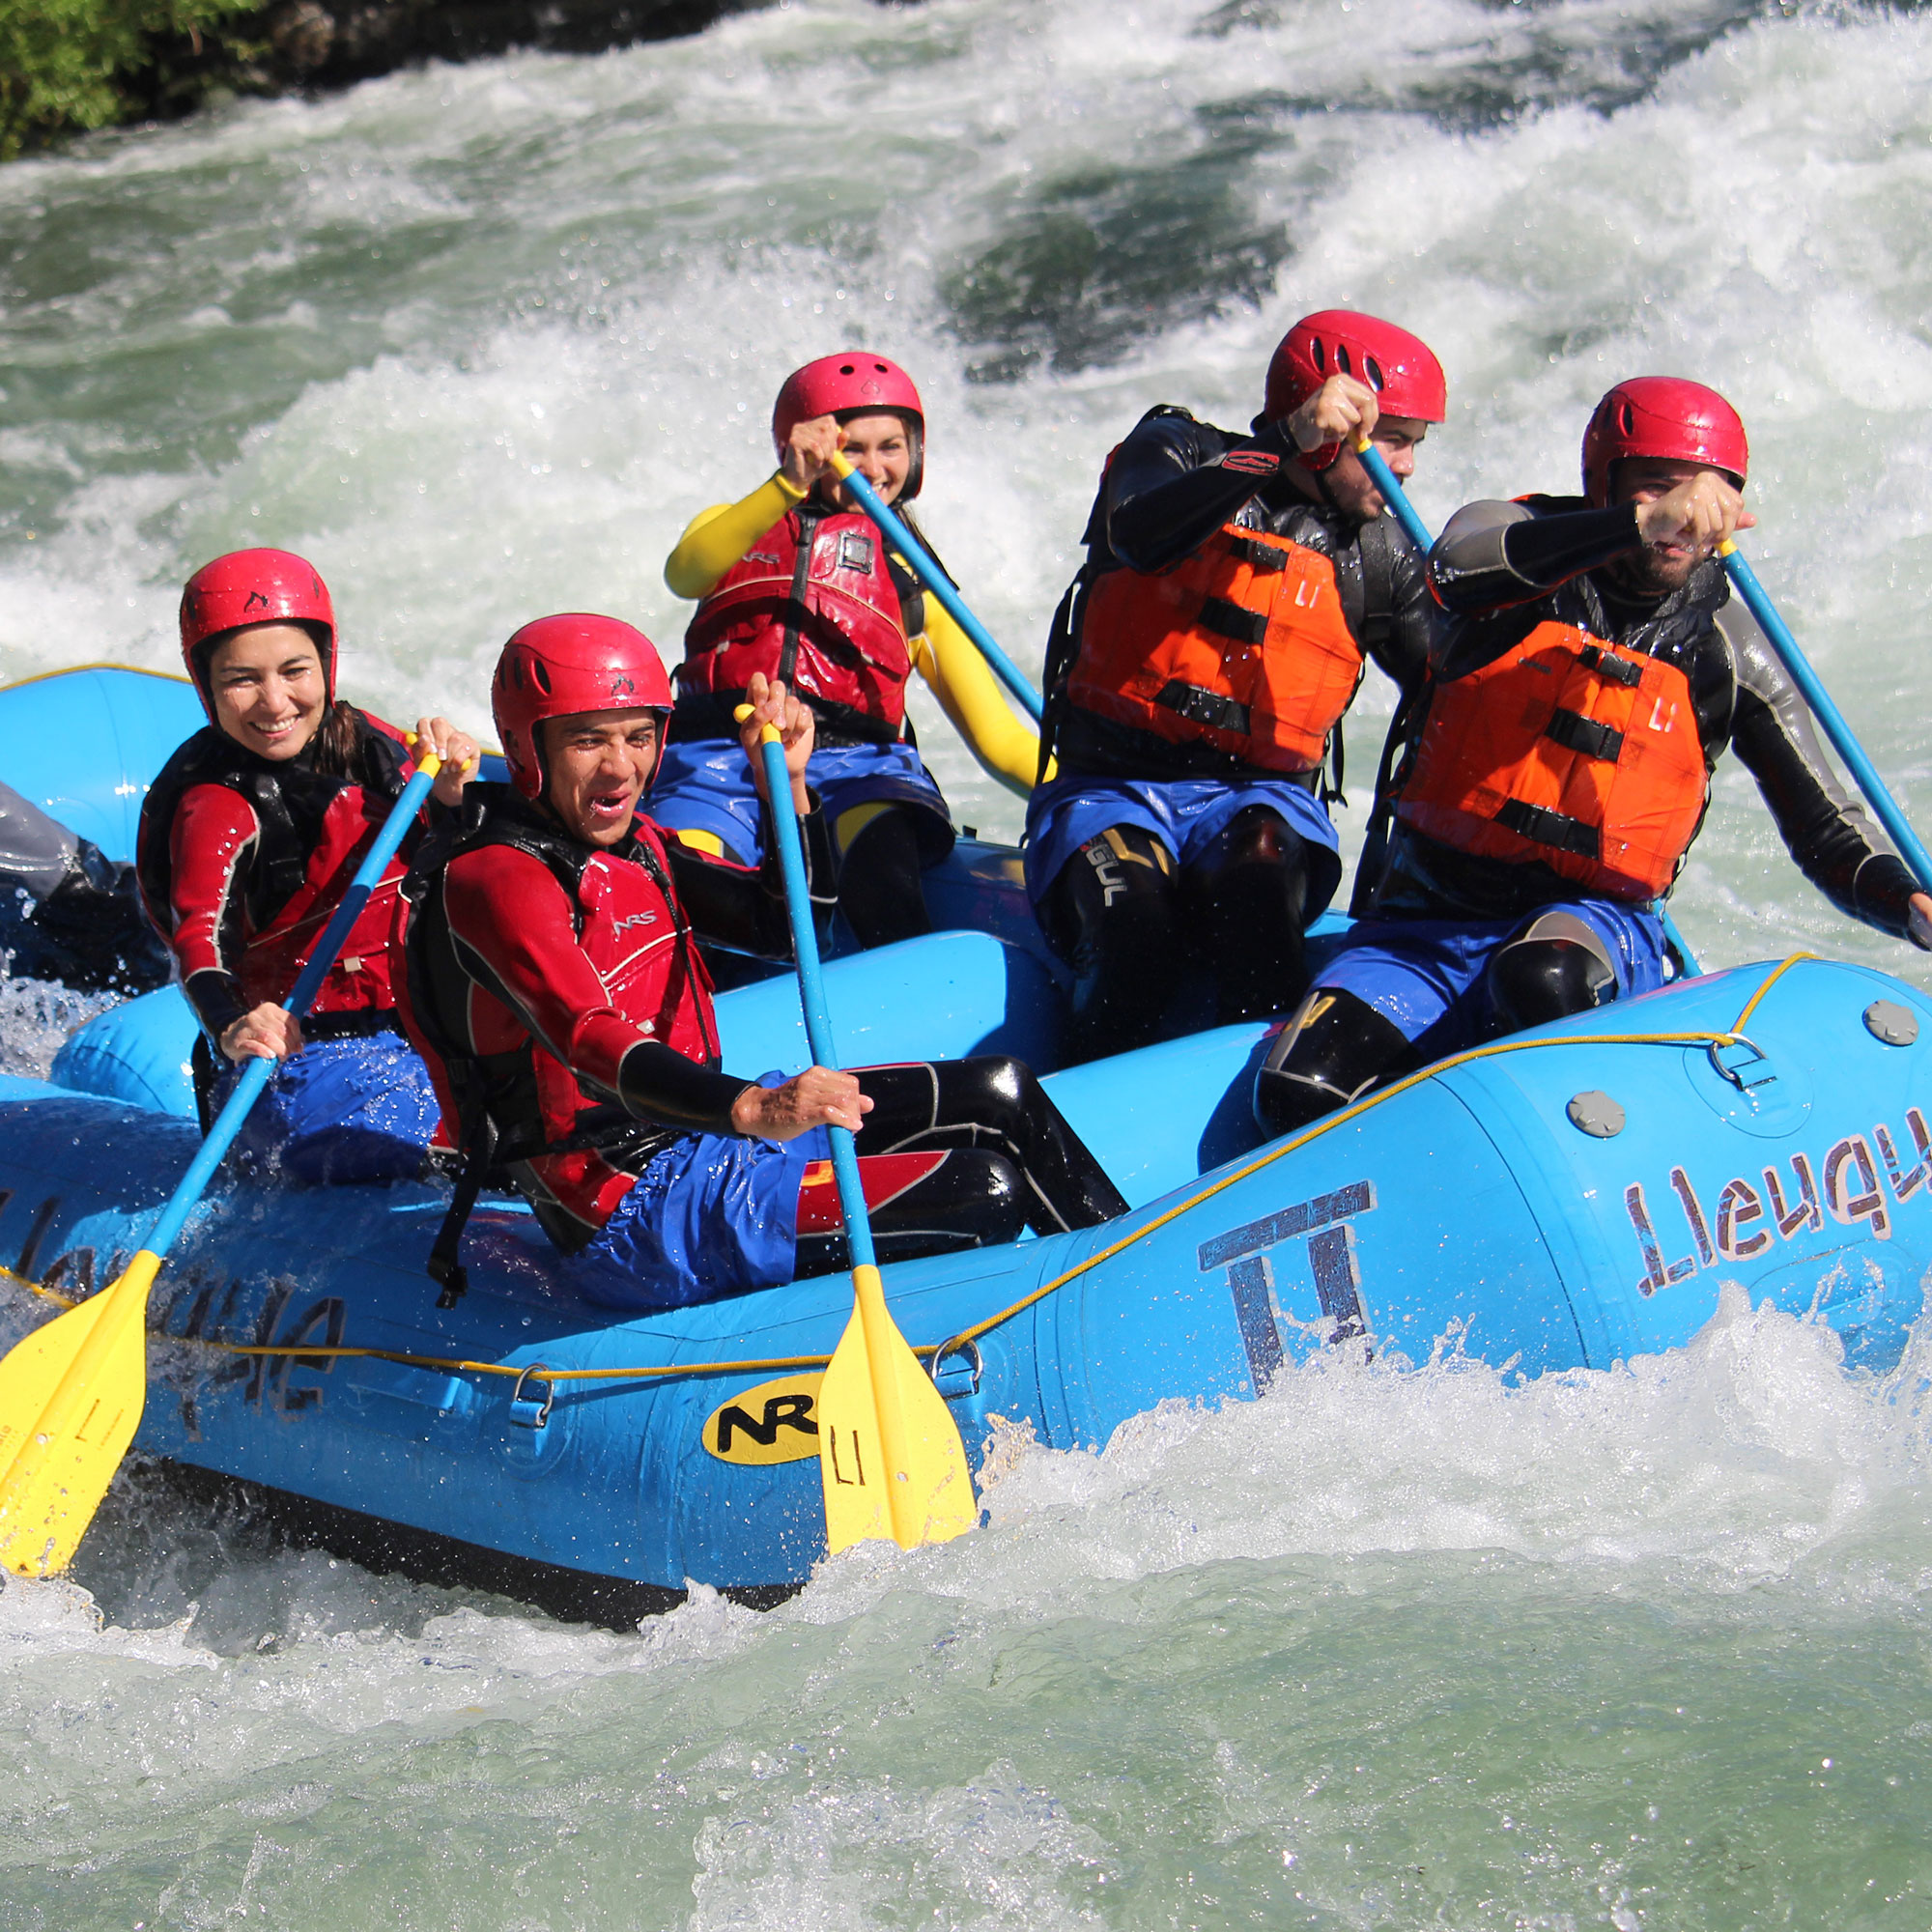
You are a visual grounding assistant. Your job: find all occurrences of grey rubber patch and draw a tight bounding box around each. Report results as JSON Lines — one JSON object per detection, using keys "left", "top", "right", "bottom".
{"left": 1864, "top": 1000, "right": 1919, "bottom": 1047}
{"left": 1566, "top": 1091, "right": 1626, "bottom": 1138}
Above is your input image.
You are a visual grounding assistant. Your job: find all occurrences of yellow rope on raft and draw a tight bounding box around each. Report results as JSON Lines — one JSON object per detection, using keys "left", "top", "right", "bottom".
{"left": 0, "top": 956, "right": 1818, "bottom": 1393}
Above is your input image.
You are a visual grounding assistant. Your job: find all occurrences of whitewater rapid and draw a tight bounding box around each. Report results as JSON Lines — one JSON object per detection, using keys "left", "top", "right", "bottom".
{"left": 7, "top": 2, "right": 1932, "bottom": 1925}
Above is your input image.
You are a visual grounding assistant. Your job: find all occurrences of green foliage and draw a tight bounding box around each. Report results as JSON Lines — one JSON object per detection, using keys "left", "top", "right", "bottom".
{"left": 0, "top": 0, "right": 265, "bottom": 159}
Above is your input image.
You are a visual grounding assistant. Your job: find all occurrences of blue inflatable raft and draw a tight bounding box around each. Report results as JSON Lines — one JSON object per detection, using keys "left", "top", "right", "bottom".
{"left": 1, "top": 668, "right": 1927, "bottom": 1615}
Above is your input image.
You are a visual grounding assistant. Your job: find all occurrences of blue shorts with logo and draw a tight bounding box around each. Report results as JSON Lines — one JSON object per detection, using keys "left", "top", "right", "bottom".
{"left": 562, "top": 1086, "right": 834, "bottom": 1313}
{"left": 650, "top": 736, "right": 954, "bottom": 868}
{"left": 1313, "top": 899, "right": 1669, "bottom": 1058}
{"left": 213, "top": 1030, "right": 440, "bottom": 1186}
{"left": 1023, "top": 773, "right": 1342, "bottom": 913}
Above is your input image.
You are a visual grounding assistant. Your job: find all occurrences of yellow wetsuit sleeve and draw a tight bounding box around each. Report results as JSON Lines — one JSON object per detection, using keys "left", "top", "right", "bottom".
{"left": 909, "top": 593, "right": 1054, "bottom": 798}
{"left": 664, "top": 470, "right": 810, "bottom": 601}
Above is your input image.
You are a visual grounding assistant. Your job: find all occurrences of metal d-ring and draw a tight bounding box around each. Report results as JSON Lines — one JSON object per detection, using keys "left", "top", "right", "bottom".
{"left": 507, "top": 1361, "right": 554, "bottom": 1430}
{"left": 928, "top": 1336, "right": 983, "bottom": 1399}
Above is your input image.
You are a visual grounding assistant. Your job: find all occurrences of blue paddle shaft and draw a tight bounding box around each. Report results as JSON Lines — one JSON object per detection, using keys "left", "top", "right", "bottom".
{"left": 755, "top": 733, "right": 878, "bottom": 1272}
{"left": 1720, "top": 546, "right": 1932, "bottom": 895}
{"left": 1351, "top": 438, "right": 1435, "bottom": 555}
{"left": 142, "top": 760, "right": 441, "bottom": 1260}
{"left": 831, "top": 462, "right": 1043, "bottom": 724}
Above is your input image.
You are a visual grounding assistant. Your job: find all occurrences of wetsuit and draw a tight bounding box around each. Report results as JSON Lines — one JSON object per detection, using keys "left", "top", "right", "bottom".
{"left": 400, "top": 782, "right": 1124, "bottom": 1312}
{"left": 0, "top": 781, "right": 170, "bottom": 994}
{"left": 1255, "top": 494, "right": 1924, "bottom": 1134}
{"left": 136, "top": 710, "right": 441, "bottom": 1183}
{"left": 660, "top": 469, "right": 1044, "bottom": 949}
{"left": 1028, "top": 406, "right": 1435, "bottom": 1062}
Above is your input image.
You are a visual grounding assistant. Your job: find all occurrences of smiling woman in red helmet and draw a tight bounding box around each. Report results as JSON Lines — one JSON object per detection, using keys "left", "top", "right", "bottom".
{"left": 1025, "top": 309, "right": 1447, "bottom": 1064}
{"left": 394, "top": 623, "right": 1122, "bottom": 1311}
{"left": 1256, "top": 376, "right": 1932, "bottom": 1135}
{"left": 657, "top": 352, "right": 1043, "bottom": 950}
{"left": 135, "top": 547, "right": 481, "bottom": 1182}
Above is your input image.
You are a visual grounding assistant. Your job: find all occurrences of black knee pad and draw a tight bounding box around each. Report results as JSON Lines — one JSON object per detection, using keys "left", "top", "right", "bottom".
{"left": 1487, "top": 913, "right": 1616, "bottom": 1032}
{"left": 836, "top": 805, "right": 932, "bottom": 949}
{"left": 1253, "top": 987, "right": 1412, "bottom": 1137}
{"left": 1040, "top": 825, "right": 1182, "bottom": 1059}
{"left": 1198, "top": 807, "right": 1313, "bottom": 1022}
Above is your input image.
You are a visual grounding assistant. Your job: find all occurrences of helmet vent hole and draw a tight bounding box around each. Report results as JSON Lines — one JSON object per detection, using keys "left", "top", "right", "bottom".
{"left": 1336, "top": 345, "right": 1352, "bottom": 375}
{"left": 1619, "top": 402, "right": 1635, "bottom": 434}
{"left": 1364, "top": 355, "right": 1384, "bottom": 391}
{"left": 1312, "top": 339, "right": 1326, "bottom": 372}
{"left": 838, "top": 363, "right": 855, "bottom": 375}
{"left": 529, "top": 658, "right": 552, "bottom": 696}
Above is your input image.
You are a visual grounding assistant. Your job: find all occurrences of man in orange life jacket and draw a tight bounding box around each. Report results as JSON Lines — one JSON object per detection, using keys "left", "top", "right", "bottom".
{"left": 1026, "top": 311, "right": 1446, "bottom": 1063}
{"left": 398, "top": 615, "right": 1124, "bottom": 1311}
{"left": 1255, "top": 376, "right": 1932, "bottom": 1135}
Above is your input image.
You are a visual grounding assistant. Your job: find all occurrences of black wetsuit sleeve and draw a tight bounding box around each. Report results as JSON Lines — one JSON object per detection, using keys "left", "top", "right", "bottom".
{"left": 1355, "top": 516, "right": 1437, "bottom": 694}
{"left": 183, "top": 967, "right": 248, "bottom": 1040}
{"left": 1430, "top": 497, "right": 1642, "bottom": 613}
{"left": 1105, "top": 412, "right": 1298, "bottom": 573}
{"left": 614, "top": 1040, "right": 752, "bottom": 1135}
{"left": 1719, "top": 607, "right": 1921, "bottom": 938}
{"left": 660, "top": 796, "right": 837, "bottom": 957}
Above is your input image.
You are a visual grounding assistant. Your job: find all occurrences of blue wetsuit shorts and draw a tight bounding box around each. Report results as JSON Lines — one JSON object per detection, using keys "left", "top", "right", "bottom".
{"left": 1023, "top": 773, "right": 1342, "bottom": 913}
{"left": 1313, "top": 899, "right": 1669, "bottom": 1058}
{"left": 213, "top": 1030, "right": 441, "bottom": 1187}
{"left": 561, "top": 1108, "right": 834, "bottom": 1314}
{"left": 650, "top": 737, "right": 954, "bottom": 868}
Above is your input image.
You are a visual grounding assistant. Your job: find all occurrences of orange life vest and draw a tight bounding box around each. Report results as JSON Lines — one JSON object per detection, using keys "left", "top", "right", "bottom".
{"left": 1065, "top": 523, "right": 1364, "bottom": 774}
{"left": 1396, "top": 621, "right": 1709, "bottom": 902}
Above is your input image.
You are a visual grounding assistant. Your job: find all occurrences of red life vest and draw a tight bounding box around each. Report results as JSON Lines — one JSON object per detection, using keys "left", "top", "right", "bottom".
{"left": 1395, "top": 621, "right": 1710, "bottom": 902}
{"left": 1065, "top": 522, "right": 1364, "bottom": 773}
{"left": 680, "top": 507, "right": 916, "bottom": 731}
{"left": 136, "top": 714, "right": 413, "bottom": 1023}
{"left": 397, "top": 788, "right": 723, "bottom": 1252}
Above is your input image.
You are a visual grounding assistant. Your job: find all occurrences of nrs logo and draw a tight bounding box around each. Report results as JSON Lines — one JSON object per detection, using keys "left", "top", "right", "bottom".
{"left": 701, "top": 1373, "right": 824, "bottom": 1464}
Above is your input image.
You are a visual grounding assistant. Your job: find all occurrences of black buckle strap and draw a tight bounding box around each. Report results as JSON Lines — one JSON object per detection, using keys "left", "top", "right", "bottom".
{"left": 1494, "top": 797, "right": 1601, "bottom": 860}
{"left": 1578, "top": 643, "right": 1643, "bottom": 688}
{"left": 1198, "top": 596, "right": 1269, "bottom": 647}
{"left": 1544, "top": 707, "right": 1625, "bottom": 762}
{"left": 428, "top": 1117, "right": 496, "bottom": 1310}
{"left": 1225, "top": 534, "right": 1288, "bottom": 573}
{"left": 1154, "top": 680, "right": 1252, "bottom": 736}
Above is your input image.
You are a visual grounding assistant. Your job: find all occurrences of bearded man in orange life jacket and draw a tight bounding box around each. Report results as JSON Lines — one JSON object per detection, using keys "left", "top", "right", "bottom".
{"left": 396, "top": 616, "right": 1124, "bottom": 1313}
{"left": 1026, "top": 310, "right": 1446, "bottom": 1064}
{"left": 1254, "top": 377, "right": 1932, "bottom": 1136}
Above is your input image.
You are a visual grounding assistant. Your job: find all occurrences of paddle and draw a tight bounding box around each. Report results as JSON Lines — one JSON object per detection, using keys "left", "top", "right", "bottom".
{"left": 1719, "top": 540, "right": 1932, "bottom": 891}
{"left": 1351, "top": 435, "right": 1435, "bottom": 554}
{"left": 826, "top": 450, "right": 1043, "bottom": 724}
{"left": 0, "top": 750, "right": 445, "bottom": 1578}
{"left": 736, "top": 703, "right": 976, "bottom": 1554}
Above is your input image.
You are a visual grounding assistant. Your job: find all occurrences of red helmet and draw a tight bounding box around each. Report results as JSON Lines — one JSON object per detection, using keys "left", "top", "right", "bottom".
{"left": 1582, "top": 377, "right": 1748, "bottom": 506}
{"left": 773, "top": 351, "right": 926, "bottom": 498}
{"left": 1264, "top": 310, "right": 1448, "bottom": 435}
{"left": 492, "top": 612, "right": 674, "bottom": 802}
{"left": 178, "top": 548, "right": 336, "bottom": 715}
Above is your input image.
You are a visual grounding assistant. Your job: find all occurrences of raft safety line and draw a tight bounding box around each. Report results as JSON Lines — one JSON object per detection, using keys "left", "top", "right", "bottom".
{"left": 0, "top": 956, "right": 1823, "bottom": 1396}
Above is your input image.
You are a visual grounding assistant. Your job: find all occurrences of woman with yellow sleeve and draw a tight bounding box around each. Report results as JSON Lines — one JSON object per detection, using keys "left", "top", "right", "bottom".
{"left": 657, "top": 351, "right": 1044, "bottom": 948}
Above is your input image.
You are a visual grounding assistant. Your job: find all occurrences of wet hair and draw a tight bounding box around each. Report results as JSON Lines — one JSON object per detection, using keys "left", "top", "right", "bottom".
{"left": 195, "top": 622, "right": 367, "bottom": 779}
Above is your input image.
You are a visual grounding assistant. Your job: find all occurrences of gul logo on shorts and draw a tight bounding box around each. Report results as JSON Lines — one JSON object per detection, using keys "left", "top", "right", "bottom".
{"left": 701, "top": 1374, "right": 825, "bottom": 1465}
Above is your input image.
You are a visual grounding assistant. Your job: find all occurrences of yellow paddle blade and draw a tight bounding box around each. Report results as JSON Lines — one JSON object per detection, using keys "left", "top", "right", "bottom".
{"left": 818, "top": 1264, "right": 977, "bottom": 1554}
{"left": 0, "top": 1250, "right": 160, "bottom": 1578}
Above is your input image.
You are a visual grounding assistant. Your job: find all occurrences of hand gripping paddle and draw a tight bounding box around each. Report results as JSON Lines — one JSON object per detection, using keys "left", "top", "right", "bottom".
{"left": 736, "top": 705, "right": 976, "bottom": 1554}
{"left": 0, "top": 752, "right": 445, "bottom": 1577}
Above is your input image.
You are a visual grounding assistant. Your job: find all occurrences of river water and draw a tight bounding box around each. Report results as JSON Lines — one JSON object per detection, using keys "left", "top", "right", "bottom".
{"left": 7, "top": 1, "right": 1932, "bottom": 1924}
